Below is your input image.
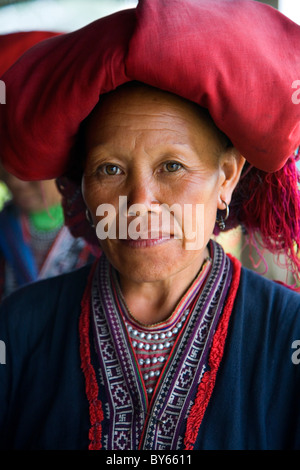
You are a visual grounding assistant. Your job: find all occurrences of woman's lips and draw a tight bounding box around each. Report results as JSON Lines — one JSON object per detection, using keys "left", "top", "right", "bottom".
{"left": 119, "top": 234, "right": 174, "bottom": 248}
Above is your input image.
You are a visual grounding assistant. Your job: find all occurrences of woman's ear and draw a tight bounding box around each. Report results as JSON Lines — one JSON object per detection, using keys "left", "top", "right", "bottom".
{"left": 217, "top": 148, "right": 245, "bottom": 210}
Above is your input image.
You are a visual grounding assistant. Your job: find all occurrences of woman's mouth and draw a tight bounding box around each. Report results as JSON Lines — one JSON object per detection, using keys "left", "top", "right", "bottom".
{"left": 119, "top": 234, "right": 174, "bottom": 248}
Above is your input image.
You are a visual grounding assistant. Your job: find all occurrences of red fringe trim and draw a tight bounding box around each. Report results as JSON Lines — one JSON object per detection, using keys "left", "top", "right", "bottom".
{"left": 183, "top": 255, "right": 241, "bottom": 450}
{"left": 79, "top": 261, "right": 104, "bottom": 450}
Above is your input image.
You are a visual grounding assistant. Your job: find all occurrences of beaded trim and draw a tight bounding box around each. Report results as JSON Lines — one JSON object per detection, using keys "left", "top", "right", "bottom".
{"left": 124, "top": 310, "right": 189, "bottom": 396}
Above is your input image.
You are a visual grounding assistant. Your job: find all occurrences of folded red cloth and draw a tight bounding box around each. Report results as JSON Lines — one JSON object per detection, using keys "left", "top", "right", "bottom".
{"left": 0, "top": 0, "right": 299, "bottom": 180}
{"left": 0, "top": 31, "right": 60, "bottom": 76}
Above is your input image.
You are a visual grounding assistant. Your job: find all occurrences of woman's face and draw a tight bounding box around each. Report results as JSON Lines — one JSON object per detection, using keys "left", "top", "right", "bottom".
{"left": 82, "top": 84, "right": 243, "bottom": 284}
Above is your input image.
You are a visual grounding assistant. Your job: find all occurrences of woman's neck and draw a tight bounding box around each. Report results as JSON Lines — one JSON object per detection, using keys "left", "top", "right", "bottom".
{"left": 118, "top": 247, "right": 210, "bottom": 326}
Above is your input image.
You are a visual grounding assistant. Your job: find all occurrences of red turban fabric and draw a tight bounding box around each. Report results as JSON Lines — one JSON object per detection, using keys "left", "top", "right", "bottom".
{"left": 0, "top": 31, "right": 60, "bottom": 77}
{"left": 0, "top": 0, "right": 299, "bottom": 180}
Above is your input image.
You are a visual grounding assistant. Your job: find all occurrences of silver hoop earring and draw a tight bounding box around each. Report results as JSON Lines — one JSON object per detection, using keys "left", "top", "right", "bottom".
{"left": 85, "top": 209, "right": 95, "bottom": 228}
{"left": 216, "top": 200, "right": 229, "bottom": 230}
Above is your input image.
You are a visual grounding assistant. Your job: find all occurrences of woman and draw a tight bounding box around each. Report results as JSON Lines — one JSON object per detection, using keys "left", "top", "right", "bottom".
{"left": 0, "top": 169, "right": 94, "bottom": 300}
{"left": 0, "top": 32, "right": 94, "bottom": 301}
{"left": 0, "top": 0, "right": 299, "bottom": 450}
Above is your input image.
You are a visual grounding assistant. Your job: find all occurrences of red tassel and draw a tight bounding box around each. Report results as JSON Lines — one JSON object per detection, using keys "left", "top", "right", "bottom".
{"left": 79, "top": 261, "right": 104, "bottom": 450}
{"left": 184, "top": 255, "right": 241, "bottom": 450}
{"left": 244, "top": 158, "right": 300, "bottom": 290}
{"left": 227, "top": 155, "right": 300, "bottom": 291}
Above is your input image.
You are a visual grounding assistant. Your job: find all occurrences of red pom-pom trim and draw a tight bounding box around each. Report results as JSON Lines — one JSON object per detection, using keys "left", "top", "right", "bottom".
{"left": 79, "top": 262, "right": 104, "bottom": 450}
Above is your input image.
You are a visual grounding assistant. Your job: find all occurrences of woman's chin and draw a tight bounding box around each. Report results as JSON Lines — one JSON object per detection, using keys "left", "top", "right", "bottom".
{"left": 100, "top": 237, "right": 204, "bottom": 284}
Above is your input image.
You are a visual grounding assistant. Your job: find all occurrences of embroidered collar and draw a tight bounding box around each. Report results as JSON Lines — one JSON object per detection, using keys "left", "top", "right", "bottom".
{"left": 112, "top": 257, "right": 212, "bottom": 398}
{"left": 79, "top": 240, "right": 241, "bottom": 450}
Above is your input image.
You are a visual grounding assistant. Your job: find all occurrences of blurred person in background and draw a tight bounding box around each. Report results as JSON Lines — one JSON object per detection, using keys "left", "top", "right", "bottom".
{"left": 0, "top": 167, "right": 94, "bottom": 300}
{"left": 0, "top": 31, "right": 94, "bottom": 300}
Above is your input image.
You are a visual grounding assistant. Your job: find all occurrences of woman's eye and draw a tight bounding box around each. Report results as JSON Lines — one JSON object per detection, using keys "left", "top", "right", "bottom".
{"left": 164, "top": 161, "right": 182, "bottom": 172}
{"left": 100, "top": 164, "right": 122, "bottom": 176}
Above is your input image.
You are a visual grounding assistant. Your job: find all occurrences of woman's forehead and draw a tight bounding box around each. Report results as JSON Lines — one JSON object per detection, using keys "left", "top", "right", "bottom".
{"left": 91, "top": 84, "right": 207, "bottom": 122}
{"left": 85, "top": 83, "right": 225, "bottom": 149}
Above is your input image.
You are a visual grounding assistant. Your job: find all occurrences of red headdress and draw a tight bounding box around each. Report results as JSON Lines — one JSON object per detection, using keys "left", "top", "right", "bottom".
{"left": 0, "top": 0, "right": 299, "bottom": 283}
{"left": 0, "top": 31, "right": 61, "bottom": 77}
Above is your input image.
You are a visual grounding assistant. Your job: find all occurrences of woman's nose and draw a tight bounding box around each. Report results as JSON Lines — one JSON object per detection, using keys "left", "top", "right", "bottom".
{"left": 126, "top": 173, "right": 158, "bottom": 212}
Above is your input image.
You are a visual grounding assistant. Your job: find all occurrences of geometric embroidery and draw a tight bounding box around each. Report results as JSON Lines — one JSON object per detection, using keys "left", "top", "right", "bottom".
{"left": 91, "top": 240, "right": 232, "bottom": 449}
